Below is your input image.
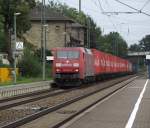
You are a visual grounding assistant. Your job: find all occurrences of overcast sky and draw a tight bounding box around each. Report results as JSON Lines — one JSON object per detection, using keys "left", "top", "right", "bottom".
{"left": 44, "top": 0, "right": 150, "bottom": 46}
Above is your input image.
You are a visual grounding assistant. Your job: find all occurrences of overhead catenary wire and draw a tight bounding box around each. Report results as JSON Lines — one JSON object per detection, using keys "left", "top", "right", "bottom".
{"left": 61, "top": 0, "right": 150, "bottom": 46}
{"left": 95, "top": 0, "right": 119, "bottom": 32}
{"left": 102, "top": 11, "right": 139, "bottom": 15}
{"left": 103, "top": 0, "right": 131, "bottom": 36}
{"left": 114, "top": 0, "right": 150, "bottom": 17}
{"left": 140, "top": 0, "right": 150, "bottom": 11}
{"left": 97, "top": 0, "right": 105, "bottom": 12}
{"left": 92, "top": 0, "right": 119, "bottom": 55}
{"left": 93, "top": 0, "right": 99, "bottom": 8}
{"left": 104, "top": 0, "right": 113, "bottom": 11}
{"left": 108, "top": 16, "right": 119, "bottom": 32}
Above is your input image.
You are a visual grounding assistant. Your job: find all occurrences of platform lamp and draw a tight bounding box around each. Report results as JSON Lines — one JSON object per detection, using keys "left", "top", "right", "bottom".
{"left": 13, "top": 12, "right": 21, "bottom": 84}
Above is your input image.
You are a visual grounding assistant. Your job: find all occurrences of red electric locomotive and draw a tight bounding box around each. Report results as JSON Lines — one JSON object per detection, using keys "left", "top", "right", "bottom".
{"left": 52, "top": 47, "right": 132, "bottom": 87}
{"left": 52, "top": 47, "right": 94, "bottom": 86}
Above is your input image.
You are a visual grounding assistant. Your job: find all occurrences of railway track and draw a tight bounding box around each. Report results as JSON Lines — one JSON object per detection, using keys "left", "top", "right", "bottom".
{"left": 0, "top": 88, "right": 69, "bottom": 111}
{"left": 0, "top": 80, "right": 111, "bottom": 111}
{"left": 0, "top": 75, "right": 136, "bottom": 128}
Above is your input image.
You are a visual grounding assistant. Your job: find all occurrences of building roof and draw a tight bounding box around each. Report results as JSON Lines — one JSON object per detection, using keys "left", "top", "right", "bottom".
{"left": 66, "top": 23, "right": 86, "bottom": 30}
{"left": 30, "top": 6, "right": 74, "bottom": 23}
{"left": 71, "top": 23, "right": 86, "bottom": 28}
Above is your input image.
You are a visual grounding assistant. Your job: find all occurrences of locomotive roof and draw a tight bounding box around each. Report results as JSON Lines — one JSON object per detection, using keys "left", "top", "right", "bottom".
{"left": 52, "top": 47, "right": 90, "bottom": 53}
{"left": 51, "top": 47, "right": 131, "bottom": 63}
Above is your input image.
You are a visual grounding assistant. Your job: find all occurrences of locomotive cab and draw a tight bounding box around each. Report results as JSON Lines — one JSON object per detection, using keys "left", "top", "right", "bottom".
{"left": 52, "top": 48, "right": 84, "bottom": 86}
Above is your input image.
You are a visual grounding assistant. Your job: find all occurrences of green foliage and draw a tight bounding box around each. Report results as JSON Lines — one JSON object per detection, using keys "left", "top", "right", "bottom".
{"left": 0, "top": 0, "right": 35, "bottom": 31}
{"left": 129, "top": 44, "right": 141, "bottom": 52}
{"left": 0, "top": 32, "right": 6, "bottom": 52}
{"left": 129, "top": 34, "right": 150, "bottom": 52}
{"left": 46, "top": 63, "right": 52, "bottom": 77}
{"left": 0, "top": 5, "right": 5, "bottom": 52}
{"left": 0, "top": 15, "right": 3, "bottom": 31}
{"left": 47, "top": 1, "right": 102, "bottom": 49}
{"left": 139, "top": 35, "right": 150, "bottom": 51}
{"left": 34, "top": 49, "right": 52, "bottom": 62}
{"left": 0, "top": 0, "right": 36, "bottom": 59}
{"left": 47, "top": 1, "right": 127, "bottom": 57}
{"left": 97, "top": 32, "right": 128, "bottom": 57}
{"left": 18, "top": 49, "right": 42, "bottom": 77}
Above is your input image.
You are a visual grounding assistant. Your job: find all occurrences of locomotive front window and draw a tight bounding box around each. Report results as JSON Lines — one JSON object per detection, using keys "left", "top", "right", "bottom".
{"left": 57, "top": 51, "right": 79, "bottom": 59}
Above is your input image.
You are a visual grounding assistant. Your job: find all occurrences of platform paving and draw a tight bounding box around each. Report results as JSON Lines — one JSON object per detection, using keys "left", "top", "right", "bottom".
{"left": 63, "top": 77, "right": 149, "bottom": 128}
{"left": 132, "top": 79, "right": 150, "bottom": 128}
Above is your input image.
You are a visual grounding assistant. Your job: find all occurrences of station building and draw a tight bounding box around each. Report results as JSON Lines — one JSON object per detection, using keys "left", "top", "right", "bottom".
{"left": 23, "top": 6, "right": 86, "bottom": 50}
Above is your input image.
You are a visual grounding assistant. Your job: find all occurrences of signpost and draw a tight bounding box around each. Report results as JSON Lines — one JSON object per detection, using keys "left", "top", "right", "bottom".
{"left": 46, "top": 56, "right": 54, "bottom": 61}
{"left": 13, "top": 12, "right": 21, "bottom": 85}
{"left": 12, "top": 41, "right": 23, "bottom": 84}
{"left": 16, "top": 42, "right": 23, "bottom": 50}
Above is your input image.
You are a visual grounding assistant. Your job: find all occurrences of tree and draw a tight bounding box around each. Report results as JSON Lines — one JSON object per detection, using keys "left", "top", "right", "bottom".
{"left": 139, "top": 35, "right": 150, "bottom": 51}
{"left": 0, "top": 19, "right": 6, "bottom": 52}
{"left": 0, "top": 0, "right": 35, "bottom": 62}
{"left": 0, "top": 32, "right": 6, "bottom": 52}
{"left": 0, "top": 4, "right": 5, "bottom": 52}
{"left": 18, "top": 48, "right": 41, "bottom": 77}
{"left": 129, "top": 34, "right": 150, "bottom": 52}
{"left": 47, "top": 1, "right": 102, "bottom": 49}
{"left": 0, "top": 15, "right": 3, "bottom": 31}
{"left": 129, "top": 44, "right": 141, "bottom": 52}
{"left": 98, "top": 32, "right": 128, "bottom": 57}
{"left": 47, "top": 1, "right": 127, "bottom": 56}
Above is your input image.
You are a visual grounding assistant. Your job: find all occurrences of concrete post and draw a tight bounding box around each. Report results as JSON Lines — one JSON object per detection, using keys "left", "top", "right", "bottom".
{"left": 146, "top": 55, "right": 150, "bottom": 79}
{"left": 147, "top": 61, "right": 150, "bottom": 79}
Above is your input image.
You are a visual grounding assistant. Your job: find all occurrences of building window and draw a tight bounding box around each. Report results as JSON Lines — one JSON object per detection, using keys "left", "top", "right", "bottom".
{"left": 55, "top": 25, "right": 60, "bottom": 30}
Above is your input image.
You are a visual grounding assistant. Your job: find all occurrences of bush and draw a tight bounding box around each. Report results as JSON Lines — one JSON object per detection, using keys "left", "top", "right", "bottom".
{"left": 18, "top": 49, "right": 42, "bottom": 77}
{"left": 46, "top": 63, "right": 52, "bottom": 78}
{"left": 0, "top": 33, "right": 6, "bottom": 52}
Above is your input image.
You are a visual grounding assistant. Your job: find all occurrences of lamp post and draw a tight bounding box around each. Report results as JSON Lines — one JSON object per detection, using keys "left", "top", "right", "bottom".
{"left": 42, "top": 24, "right": 48, "bottom": 81}
{"left": 14, "top": 12, "right": 21, "bottom": 84}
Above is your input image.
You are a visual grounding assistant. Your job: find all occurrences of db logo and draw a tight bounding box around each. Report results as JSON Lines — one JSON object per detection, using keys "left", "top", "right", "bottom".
{"left": 66, "top": 60, "right": 70, "bottom": 63}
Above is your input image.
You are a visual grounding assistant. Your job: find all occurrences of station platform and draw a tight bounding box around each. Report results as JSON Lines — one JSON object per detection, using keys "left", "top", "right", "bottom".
{"left": 62, "top": 76, "right": 150, "bottom": 128}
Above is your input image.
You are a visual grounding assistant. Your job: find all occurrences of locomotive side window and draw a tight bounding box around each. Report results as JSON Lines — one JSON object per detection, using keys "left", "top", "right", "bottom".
{"left": 57, "top": 51, "right": 79, "bottom": 59}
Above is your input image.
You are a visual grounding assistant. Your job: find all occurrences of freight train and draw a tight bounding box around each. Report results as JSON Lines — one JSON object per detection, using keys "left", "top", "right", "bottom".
{"left": 52, "top": 47, "right": 132, "bottom": 87}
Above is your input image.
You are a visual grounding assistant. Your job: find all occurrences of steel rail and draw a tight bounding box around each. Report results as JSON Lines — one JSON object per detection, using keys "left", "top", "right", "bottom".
{"left": 0, "top": 88, "right": 74, "bottom": 111}
{"left": 0, "top": 75, "right": 132, "bottom": 111}
{"left": 1, "top": 75, "right": 136, "bottom": 128}
{"left": 0, "top": 79, "right": 106, "bottom": 111}
{"left": 52, "top": 76, "right": 137, "bottom": 128}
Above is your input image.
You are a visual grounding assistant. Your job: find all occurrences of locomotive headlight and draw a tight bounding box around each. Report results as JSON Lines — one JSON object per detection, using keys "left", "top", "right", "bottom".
{"left": 56, "top": 63, "right": 61, "bottom": 67}
{"left": 75, "top": 69, "right": 79, "bottom": 72}
{"left": 73, "top": 63, "right": 79, "bottom": 67}
{"left": 56, "top": 69, "right": 60, "bottom": 72}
